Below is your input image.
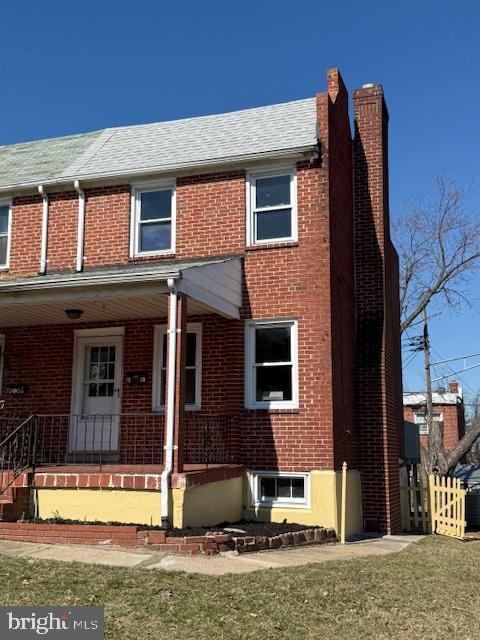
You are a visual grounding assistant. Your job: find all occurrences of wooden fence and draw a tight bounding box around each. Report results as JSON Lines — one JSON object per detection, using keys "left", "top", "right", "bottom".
{"left": 428, "top": 474, "right": 466, "bottom": 539}
{"left": 400, "top": 470, "right": 466, "bottom": 539}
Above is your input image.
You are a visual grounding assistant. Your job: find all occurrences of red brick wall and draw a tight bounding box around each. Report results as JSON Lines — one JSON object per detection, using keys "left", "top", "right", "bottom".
{"left": 353, "top": 84, "right": 402, "bottom": 534}
{"left": 403, "top": 404, "right": 466, "bottom": 454}
{"left": 0, "top": 71, "right": 403, "bottom": 507}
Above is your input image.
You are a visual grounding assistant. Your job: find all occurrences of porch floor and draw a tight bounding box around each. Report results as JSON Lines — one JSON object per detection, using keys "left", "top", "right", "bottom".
{"left": 26, "top": 463, "right": 245, "bottom": 490}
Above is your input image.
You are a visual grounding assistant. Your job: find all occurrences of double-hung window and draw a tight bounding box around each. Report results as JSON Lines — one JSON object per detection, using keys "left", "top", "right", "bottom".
{"left": 131, "top": 184, "right": 175, "bottom": 256}
{"left": 245, "top": 319, "right": 299, "bottom": 409}
{"left": 0, "top": 202, "right": 11, "bottom": 267}
{"left": 413, "top": 411, "right": 443, "bottom": 435}
{"left": 247, "top": 168, "right": 297, "bottom": 245}
{"left": 153, "top": 323, "right": 202, "bottom": 411}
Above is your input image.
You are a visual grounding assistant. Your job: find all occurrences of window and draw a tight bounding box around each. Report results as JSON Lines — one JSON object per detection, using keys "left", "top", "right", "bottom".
{"left": 153, "top": 323, "right": 202, "bottom": 410}
{"left": 247, "top": 168, "right": 297, "bottom": 245}
{"left": 0, "top": 202, "right": 11, "bottom": 267}
{"left": 250, "top": 471, "right": 309, "bottom": 507}
{"left": 245, "top": 319, "right": 298, "bottom": 409}
{"left": 131, "top": 184, "right": 175, "bottom": 256}
{"left": 413, "top": 411, "right": 443, "bottom": 435}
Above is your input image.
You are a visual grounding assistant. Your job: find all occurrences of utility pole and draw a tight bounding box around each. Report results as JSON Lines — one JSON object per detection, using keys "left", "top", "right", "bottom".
{"left": 422, "top": 307, "right": 445, "bottom": 474}
{"left": 422, "top": 307, "right": 434, "bottom": 446}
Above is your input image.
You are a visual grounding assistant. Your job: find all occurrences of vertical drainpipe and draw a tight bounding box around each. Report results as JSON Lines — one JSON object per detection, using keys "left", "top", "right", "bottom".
{"left": 74, "top": 180, "right": 85, "bottom": 272}
{"left": 38, "top": 185, "right": 49, "bottom": 275}
{"left": 161, "top": 278, "right": 178, "bottom": 527}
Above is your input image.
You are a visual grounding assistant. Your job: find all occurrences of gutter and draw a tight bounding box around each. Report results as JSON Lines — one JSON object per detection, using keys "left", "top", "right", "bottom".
{"left": 161, "top": 278, "right": 178, "bottom": 528}
{"left": 74, "top": 180, "right": 85, "bottom": 272}
{"left": 38, "top": 185, "right": 49, "bottom": 274}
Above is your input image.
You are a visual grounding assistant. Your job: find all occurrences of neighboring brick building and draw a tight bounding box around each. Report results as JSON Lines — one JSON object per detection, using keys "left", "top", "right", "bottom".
{"left": 0, "top": 68, "right": 403, "bottom": 535}
{"left": 403, "top": 381, "right": 466, "bottom": 454}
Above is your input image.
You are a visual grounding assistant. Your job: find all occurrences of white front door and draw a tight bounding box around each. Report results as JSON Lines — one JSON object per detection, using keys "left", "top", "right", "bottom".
{"left": 71, "top": 333, "right": 123, "bottom": 452}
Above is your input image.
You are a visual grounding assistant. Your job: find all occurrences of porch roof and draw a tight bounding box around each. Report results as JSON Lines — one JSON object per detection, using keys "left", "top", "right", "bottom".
{"left": 0, "top": 255, "right": 243, "bottom": 326}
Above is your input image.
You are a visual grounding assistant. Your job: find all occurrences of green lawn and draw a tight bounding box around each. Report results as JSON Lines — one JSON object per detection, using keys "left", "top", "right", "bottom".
{"left": 0, "top": 537, "right": 478, "bottom": 639}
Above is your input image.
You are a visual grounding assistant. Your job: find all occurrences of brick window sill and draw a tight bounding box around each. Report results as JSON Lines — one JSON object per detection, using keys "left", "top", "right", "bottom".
{"left": 244, "top": 408, "right": 300, "bottom": 415}
{"left": 246, "top": 241, "right": 299, "bottom": 252}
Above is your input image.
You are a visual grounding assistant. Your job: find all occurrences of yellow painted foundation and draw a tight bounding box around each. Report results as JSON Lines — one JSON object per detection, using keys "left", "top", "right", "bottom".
{"left": 172, "top": 476, "right": 244, "bottom": 528}
{"left": 244, "top": 470, "right": 363, "bottom": 537}
{"left": 36, "top": 489, "right": 162, "bottom": 526}
{"left": 35, "top": 470, "right": 363, "bottom": 536}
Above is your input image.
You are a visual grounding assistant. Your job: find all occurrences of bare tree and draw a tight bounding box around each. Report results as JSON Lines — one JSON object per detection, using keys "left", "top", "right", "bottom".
{"left": 394, "top": 175, "right": 480, "bottom": 334}
{"left": 395, "top": 176, "right": 480, "bottom": 474}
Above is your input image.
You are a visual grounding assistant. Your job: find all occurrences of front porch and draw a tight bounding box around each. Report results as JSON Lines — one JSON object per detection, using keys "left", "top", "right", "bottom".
{"left": 0, "top": 256, "right": 245, "bottom": 527}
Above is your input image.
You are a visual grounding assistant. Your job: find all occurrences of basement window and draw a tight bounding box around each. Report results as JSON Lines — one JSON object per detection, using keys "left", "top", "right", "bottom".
{"left": 250, "top": 472, "right": 309, "bottom": 507}
{"left": 247, "top": 168, "right": 297, "bottom": 245}
{"left": 413, "top": 411, "right": 443, "bottom": 435}
{"left": 245, "top": 319, "right": 298, "bottom": 409}
{"left": 131, "top": 183, "right": 175, "bottom": 256}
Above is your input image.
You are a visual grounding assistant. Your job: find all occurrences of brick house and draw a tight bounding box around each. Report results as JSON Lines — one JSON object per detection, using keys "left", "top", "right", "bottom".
{"left": 403, "top": 381, "right": 466, "bottom": 454}
{"left": 0, "top": 68, "right": 403, "bottom": 535}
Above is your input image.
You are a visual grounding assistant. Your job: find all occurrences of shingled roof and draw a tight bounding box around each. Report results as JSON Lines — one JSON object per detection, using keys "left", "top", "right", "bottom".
{"left": 0, "top": 97, "right": 317, "bottom": 190}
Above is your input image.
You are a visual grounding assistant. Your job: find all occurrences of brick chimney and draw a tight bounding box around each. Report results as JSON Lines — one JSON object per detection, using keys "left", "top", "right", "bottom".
{"left": 353, "top": 83, "right": 403, "bottom": 534}
{"left": 449, "top": 380, "right": 459, "bottom": 394}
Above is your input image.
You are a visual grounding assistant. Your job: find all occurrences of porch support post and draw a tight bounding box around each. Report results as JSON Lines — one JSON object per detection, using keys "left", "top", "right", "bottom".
{"left": 172, "top": 293, "right": 187, "bottom": 474}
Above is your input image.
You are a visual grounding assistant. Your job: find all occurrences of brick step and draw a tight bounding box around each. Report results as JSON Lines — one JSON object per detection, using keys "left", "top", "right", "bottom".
{"left": 0, "top": 487, "right": 30, "bottom": 522}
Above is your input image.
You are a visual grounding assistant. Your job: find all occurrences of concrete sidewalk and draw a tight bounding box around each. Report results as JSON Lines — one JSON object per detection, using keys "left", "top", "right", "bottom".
{"left": 0, "top": 534, "right": 422, "bottom": 575}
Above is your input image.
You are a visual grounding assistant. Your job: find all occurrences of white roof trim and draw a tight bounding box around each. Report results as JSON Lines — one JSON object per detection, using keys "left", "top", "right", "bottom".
{"left": 0, "top": 257, "right": 243, "bottom": 320}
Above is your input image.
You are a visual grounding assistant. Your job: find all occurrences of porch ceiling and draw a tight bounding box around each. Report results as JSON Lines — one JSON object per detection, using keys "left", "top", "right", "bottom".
{"left": 0, "top": 255, "right": 243, "bottom": 327}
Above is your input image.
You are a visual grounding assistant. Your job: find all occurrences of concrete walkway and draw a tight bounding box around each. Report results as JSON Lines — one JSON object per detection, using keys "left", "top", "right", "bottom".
{"left": 0, "top": 534, "right": 422, "bottom": 575}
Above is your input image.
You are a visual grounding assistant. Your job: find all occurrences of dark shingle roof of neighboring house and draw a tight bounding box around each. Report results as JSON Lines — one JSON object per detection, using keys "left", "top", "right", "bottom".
{"left": 0, "top": 98, "right": 317, "bottom": 190}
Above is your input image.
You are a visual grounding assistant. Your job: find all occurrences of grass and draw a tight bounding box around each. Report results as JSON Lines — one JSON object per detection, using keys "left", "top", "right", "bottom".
{"left": 0, "top": 536, "right": 479, "bottom": 639}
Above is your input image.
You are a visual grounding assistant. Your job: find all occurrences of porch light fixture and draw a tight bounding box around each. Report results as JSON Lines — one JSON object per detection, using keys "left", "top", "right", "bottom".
{"left": 65, "top": 308, "right": 84, "bottom": 320}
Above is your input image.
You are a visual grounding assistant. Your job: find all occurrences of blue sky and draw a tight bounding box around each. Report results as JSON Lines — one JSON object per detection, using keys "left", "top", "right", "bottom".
{"left": 1, "top": 0, "right": 479, "bottom": 402}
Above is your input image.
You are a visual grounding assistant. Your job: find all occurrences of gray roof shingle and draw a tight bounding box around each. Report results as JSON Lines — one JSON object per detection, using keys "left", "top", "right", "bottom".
{"left": 0, "top": 98, "right": 317, "bottom": 190}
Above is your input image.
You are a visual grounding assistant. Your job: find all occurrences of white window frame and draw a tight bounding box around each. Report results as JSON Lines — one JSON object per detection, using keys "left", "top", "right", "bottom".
{"left": 152, "top": 322, "right": 202, "bottom": 412}
{"left": 245, "top": 318, "right": 299, "bottom": 410}
{"left": 130, "top": 181, "right": 176, "bottom": 257}
{"left": 249, "top": 471, "right": 310, "bottom": 508}
{"left": 246, "top": 166, "right": 297, "bottom": 246}
{"left": 413, "top": 411, "right": 443, "bottom": 435}
{"left": 0, "top": 201, "right": 12, "bottom": 268}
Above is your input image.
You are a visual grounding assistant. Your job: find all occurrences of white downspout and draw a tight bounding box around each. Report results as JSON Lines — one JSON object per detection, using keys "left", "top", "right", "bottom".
{"left": 161, "top": 278, "right": 178, "bottom": 527}
{"left": 74, "top": 180, "right": 85, "bottom": 272}
{"left": 38, "top": 185, "right": 49, "bottom": 274}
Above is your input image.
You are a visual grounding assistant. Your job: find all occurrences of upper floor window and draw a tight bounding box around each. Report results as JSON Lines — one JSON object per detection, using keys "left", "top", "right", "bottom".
{"left": 246, "top": 168, "right": 297, "bottom": 246}
{"left": 413, "top": 411, "right": 443, "bottom": 435}
{"left": 152, "top": 323, "right": 202, "bottom": 411}
{"left": 245, "top": 319, "right": 299, "bottom": 409}
{"left": 131, "top": 184, "right": 175, "bottom": 256}
{"left": 0, "top": 203, "right": 11, "bottom": 267}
